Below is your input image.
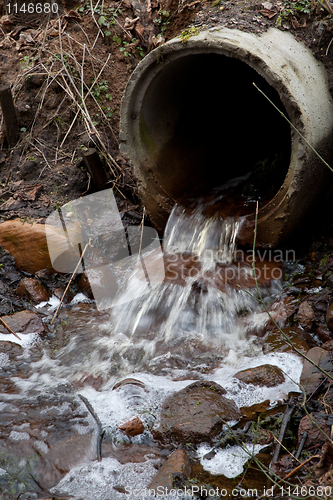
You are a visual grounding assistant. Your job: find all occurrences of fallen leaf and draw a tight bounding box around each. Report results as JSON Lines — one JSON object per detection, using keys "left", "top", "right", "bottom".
{"left": 64, "top": 10, "right": 81, "bottom": 20}
{"left": 259, "top": 8, "right": 277, "bottom": 18}
{"left": 18, "top": 184, "right": 43, "bottom": 201}
{"left": 0, "top": 198, "right": 26, "bottom": 211}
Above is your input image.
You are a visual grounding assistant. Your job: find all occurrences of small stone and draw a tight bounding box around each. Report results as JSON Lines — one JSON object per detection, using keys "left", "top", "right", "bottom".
{"left": 321, "top": 339, "right": 333, "bottom": 351}
{"left": 17, "top": 277, "right": 49, "bottom": 304}
{"left": 326, "top": 303, "right": 333, "bottom": 332}
{"left": 119, "top": 416, "right": 144, "bottom": 437}
{"left": 297, "top": 301, "right": 316, "bottom": 331}
{"left": 79, "top": 266, "right": 119, "bottom": 307}
{"left": 148, "top": 450, "right": 191, "bottom": 491}
{"left": 317, "top": 324, "right": 332, "bottom": 343}
{"left": 234, "top": 364, "right": 285, "bottom": 387}
{"left": 0, "top": 310, "right": 45, "bottom": 335}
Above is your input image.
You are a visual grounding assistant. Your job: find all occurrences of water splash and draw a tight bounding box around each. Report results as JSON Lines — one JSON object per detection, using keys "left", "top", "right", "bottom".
{"left": 109, "top": 197, "right": 281, "bottom": 372}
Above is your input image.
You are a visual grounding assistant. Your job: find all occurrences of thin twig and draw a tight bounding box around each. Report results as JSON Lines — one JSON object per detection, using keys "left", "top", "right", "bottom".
{"left": 50, "top": 239, "right": 91, "bottom": 324}
{"left": 270, "top": 397, "right": 295, "bottom": 467}
{"left": 0, "top": 317, "right": 21, "bottom": 340}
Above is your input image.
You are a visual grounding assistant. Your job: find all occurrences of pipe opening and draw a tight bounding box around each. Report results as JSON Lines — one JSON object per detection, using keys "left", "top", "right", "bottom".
{"left": 140, "top": 53, "right": 291, "bottom": 211}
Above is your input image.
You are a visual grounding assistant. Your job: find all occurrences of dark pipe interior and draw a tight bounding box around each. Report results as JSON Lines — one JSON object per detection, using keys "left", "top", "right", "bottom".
{"left": 140, "top": 53, "right": 291, "bottom": 205}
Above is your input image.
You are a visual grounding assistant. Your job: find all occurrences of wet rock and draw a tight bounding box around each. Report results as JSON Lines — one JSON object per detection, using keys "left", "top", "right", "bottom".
{"left": 102, "top": 442, "right": 166, "bottom": 464}
{"left": 153, "top": 381, "right": 241, "bottom": 444}
{"left": 317, "top": 324, "right": 332, "bottom": 343}
{"left": 0, "top": 219, "right": 81, "bottom": 274}
{"left": 266, "top": 296, "right": 299, "bottom": 331}
{"left": 297, "top": 300, "right": 316, "bottom": 331}
{"left": 321, "top": 339, "right": 333, "bottom": 351}
{"left": 0, "top": 340, "right": 23, "bottom": 357}
{"left": 148, "top": 449, "right": 191, "bottom": 491}
{"left": 119, "top": 416, "right": 145, "bottom": 437}
{"left": 263, "top": 327, "right": 312, "bottom": 355}
{"left": 234, "top": 364, "right": 285, "bottom": 387}
{"left": 0, "top": 310, "right": 45, "bottom": 335}
{"left": 0, "top": 387, "right": 99, "bottom": 499}
{"left": 78, "top": 266, "right": 118, "bottom": 306}
{"left": 300, "top": 347, "right": 333, "bottom": 396}
{"left": 298, "top": 413, "right": 331, "bottom": 450}
{"left": 163, "top": 253, "right": 283, "bottom": 292}
{"left": 17, "top": 277, "right": 49, "bottom": 304}
{"left": 325, "top": 303, "right": 333, "bottom": 332}
{"left": 240, "top": 400, "right": 271, "bottom": 420}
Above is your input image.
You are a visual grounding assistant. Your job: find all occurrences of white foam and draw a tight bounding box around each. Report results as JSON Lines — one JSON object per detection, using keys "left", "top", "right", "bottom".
{"left": 35, "top": 295, "right": 61, "bottom": 310}
{"left": 197, "top": 443, "right": 267, "bottom": 478}
{"left": 0, "top": 332, "right": 37, "bottom": 347}
{"left": 50, "top": 457, "right": 160, "bottom": 500}
{"left": 9, "top": 431, "right": 30, "bottom": 441}
{"left": 70, "top": 293, "right": 91, "bottom": 305}
{"left": 209, "top": 351, "right": 303, "bottom": 407}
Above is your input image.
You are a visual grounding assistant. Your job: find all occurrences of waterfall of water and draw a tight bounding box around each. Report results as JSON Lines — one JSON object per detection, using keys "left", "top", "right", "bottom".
{"left": 108, "top": 196, "right": 282, "bottom": 375}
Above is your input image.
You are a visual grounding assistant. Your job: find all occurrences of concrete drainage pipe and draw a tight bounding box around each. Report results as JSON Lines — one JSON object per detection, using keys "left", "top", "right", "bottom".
{"left": 119, "top": 27, "right": 333, "bottom": 247}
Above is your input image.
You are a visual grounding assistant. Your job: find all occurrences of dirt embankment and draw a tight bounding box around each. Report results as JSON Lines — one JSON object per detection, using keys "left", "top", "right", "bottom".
{"left": 0, "top": 0, "right": 332, "bottom": 223}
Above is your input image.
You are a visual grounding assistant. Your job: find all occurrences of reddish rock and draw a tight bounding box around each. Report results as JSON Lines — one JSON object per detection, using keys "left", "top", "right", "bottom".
{"left": 148, "top": 450, "right": 191, "bottom": 491}
{"left": 321, "top": 339, "right": 333, "bottom": 351}
{"left": 326, "top": 303, "right": 333, "bottom": 332}
{"left": 153, "top": 381, "right": 241, "bottom": 444}
{"left": 0, "top": 219, "right": 82, "bottom": 274}
{"left": 298, "top": 414, "right": 331, "bottom": 450}
{"left": 0, "top": 310, "right": 45, "bottom": 335}
{"left": 300, "top": 347, "right": 333, "bottom": 396}
{"left": 234, "top": 364, "right": 285, "bottom": 387}
{"left": 53, "top": 287, "right": 75, "bottom": 304}
{"left": 265, "top": 296, "right": 299, "bottom": 332}
{"left": 78, "top": 266, "right": 118, "bottom": 306}
{"left": 317, "top": 324, "right": 332, "bottom": 343}
{"left": 162, "top": 253, "right": 283, "bottom": 292}
{"left": 297, "top": 301, "right": 316, "bottom": 331}
{"left": 17, "top": 277, "right": 49, "bottom": 304}
{"left": 102, "top": 442, "right": 165, "bottom": 464}
{"left": 240, "top": 400, "right": 271, "bottom": 420}
{"left": 119, "top": 416, "right": 145, "bottom": 437}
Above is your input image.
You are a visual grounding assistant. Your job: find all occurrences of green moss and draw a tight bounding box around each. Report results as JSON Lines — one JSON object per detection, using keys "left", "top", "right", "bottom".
{"left": 139, "top": 115, "right": 157, "bottom": 154}
{"left": 180, "top": 27, "right": 200, "bottom": 45}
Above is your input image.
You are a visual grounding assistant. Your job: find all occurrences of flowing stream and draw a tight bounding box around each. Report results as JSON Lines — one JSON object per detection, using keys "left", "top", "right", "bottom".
{"left": 0, "top": 192, "right": 303, "bottom": 500}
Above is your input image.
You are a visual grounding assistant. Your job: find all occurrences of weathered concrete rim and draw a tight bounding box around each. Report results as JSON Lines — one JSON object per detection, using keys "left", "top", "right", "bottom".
{"left": 120, "top": 27, "right": 333, "bottom": 246}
